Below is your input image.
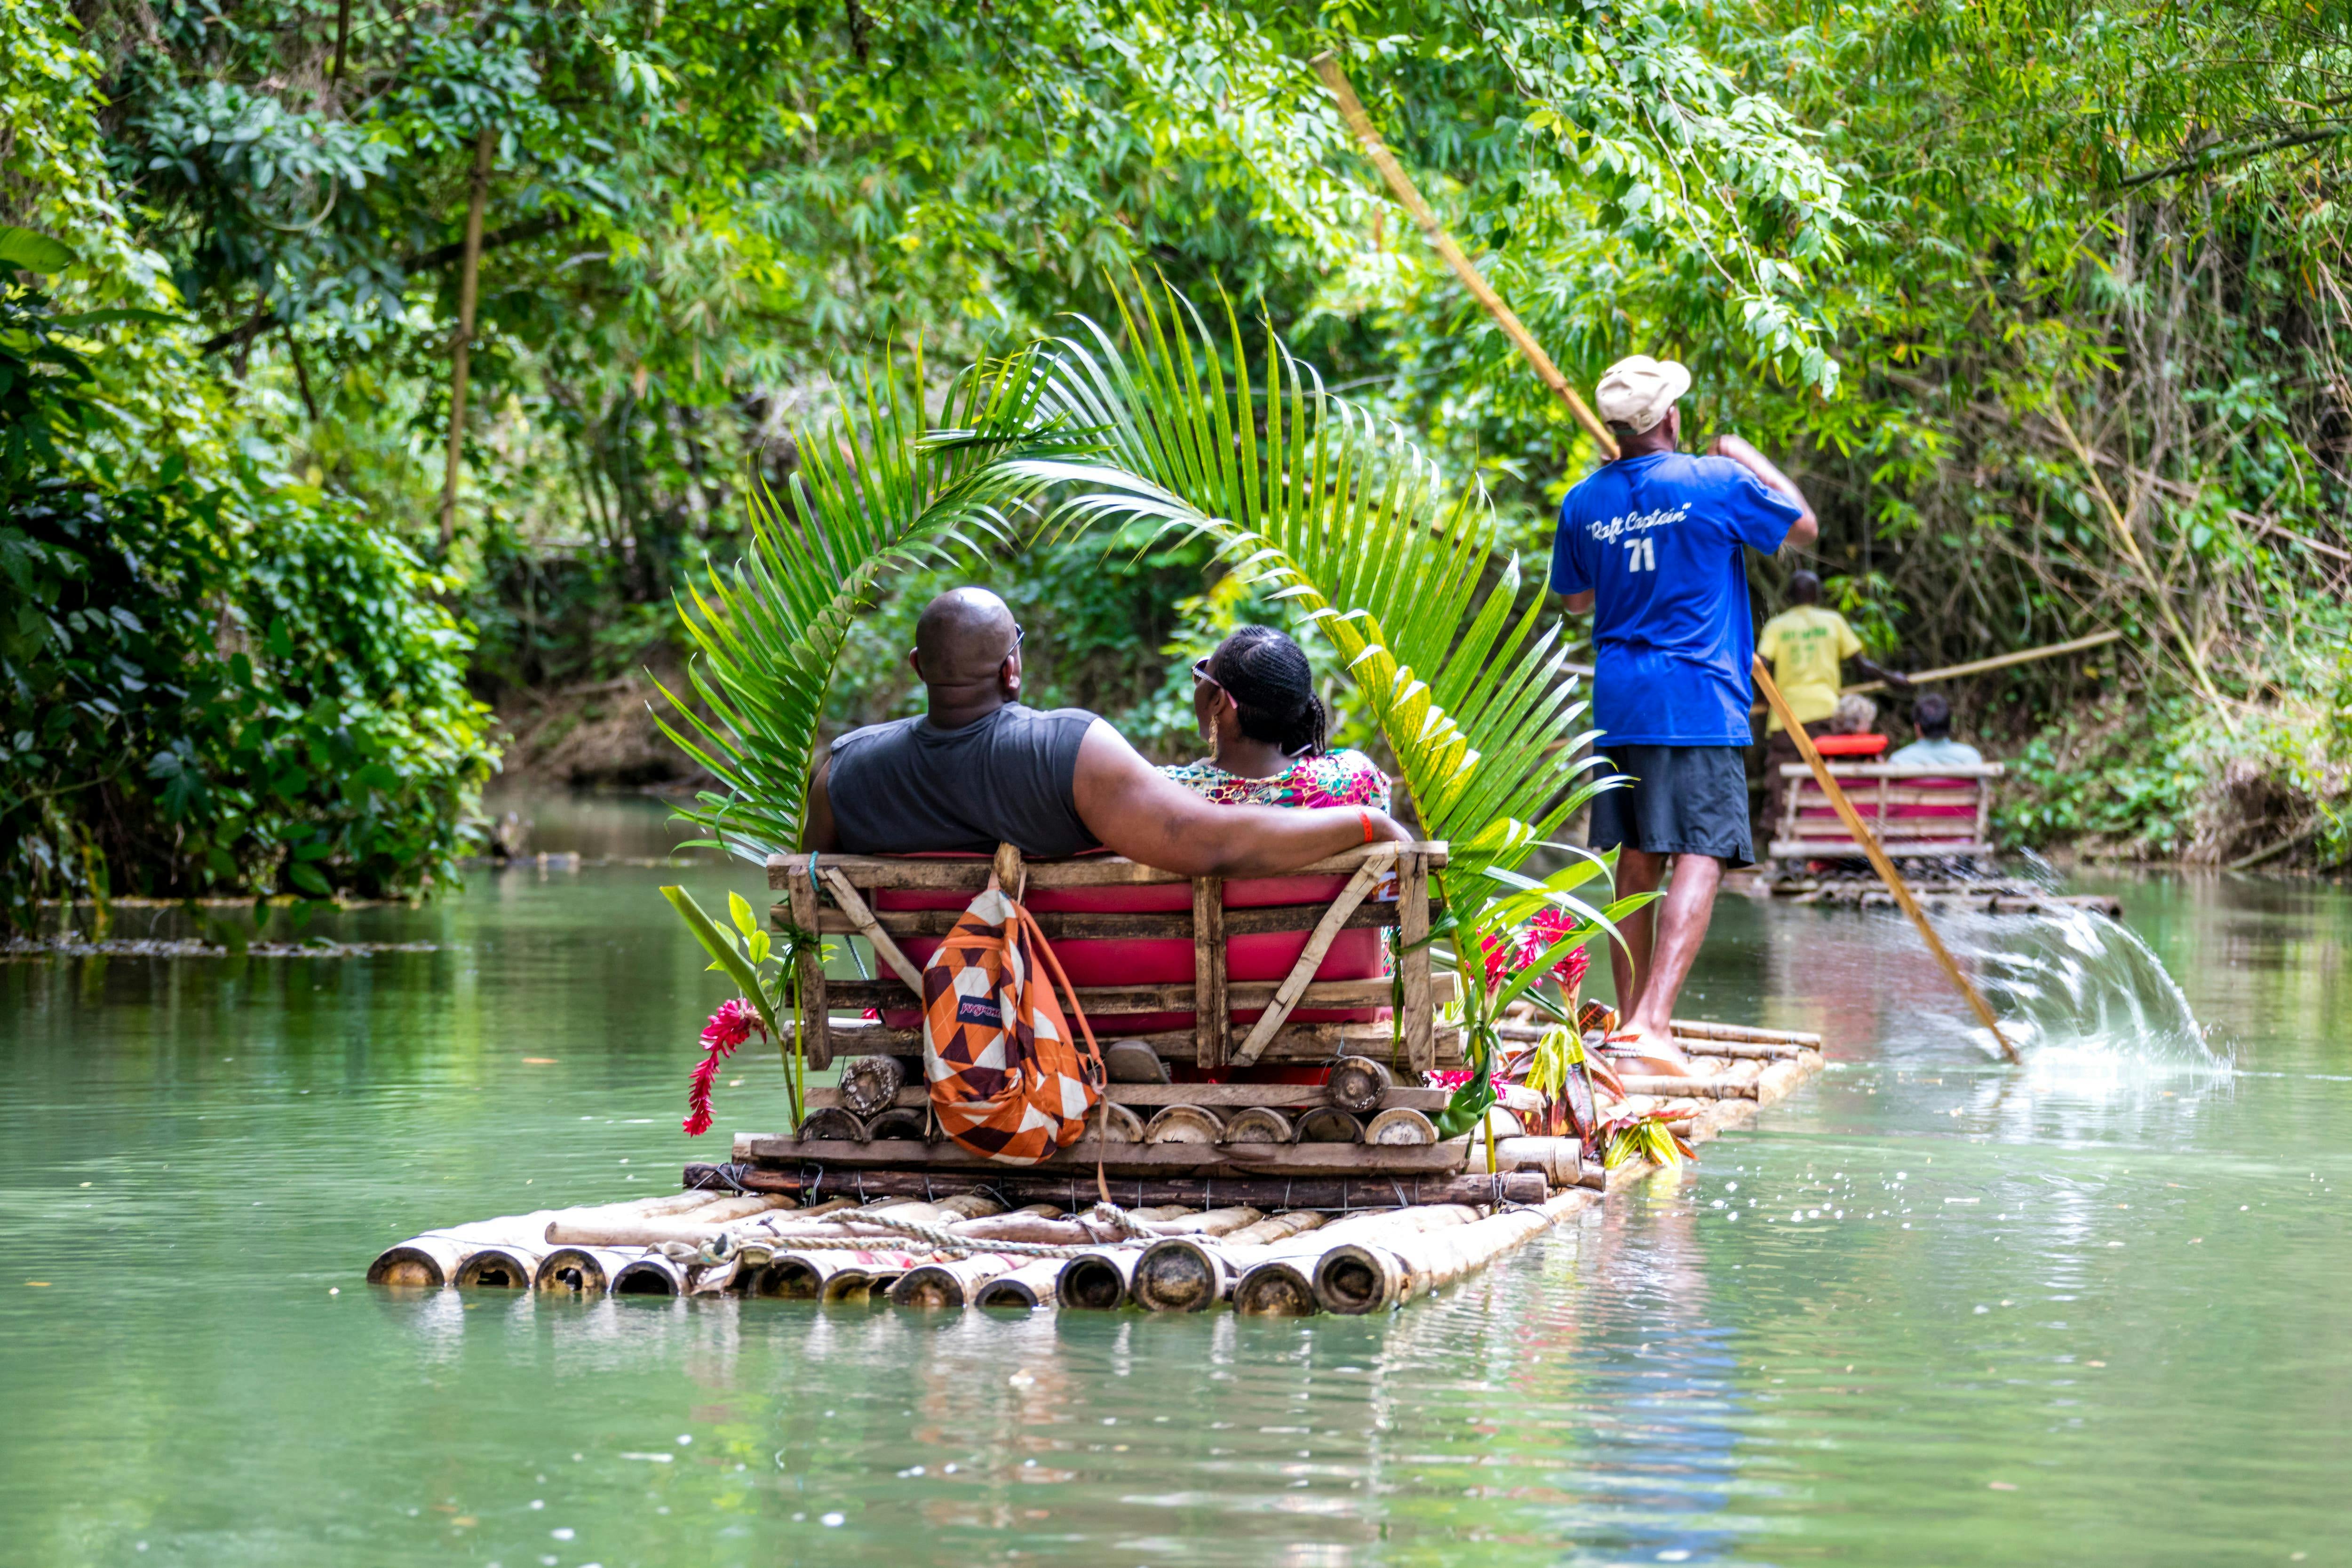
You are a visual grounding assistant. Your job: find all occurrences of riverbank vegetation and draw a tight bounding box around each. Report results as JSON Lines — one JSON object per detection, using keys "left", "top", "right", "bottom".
{"left": 7, "top": 0, "right": 2349, "bottom": 921}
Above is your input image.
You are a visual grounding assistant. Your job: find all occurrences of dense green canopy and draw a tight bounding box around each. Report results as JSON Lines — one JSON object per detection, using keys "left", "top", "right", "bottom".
{"left": 6, "top": 0, "right": 2350, "bottom": 915}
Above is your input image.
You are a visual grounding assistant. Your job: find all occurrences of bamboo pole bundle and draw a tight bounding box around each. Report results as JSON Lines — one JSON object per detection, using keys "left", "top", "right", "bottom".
{"left": 1136, "top": 1206, "right": 1263, "bottom": 1237}
{"left": 369, "top": 1190, "right": 753, "bottom": 1286}
{"left": 536, "top": 1246, "right": 635, "bottom": 1295}
{"left": 552, "top": 1194, "right": 981, "bottom": 1251}
{"left": 753, "top": 1247, "right": 928, "bottom": 1300}
{"left": 1109, "top": 1209, "right": 1336, "bottom": 1313}
{"left": 1231, "top": 1206, "right": 1478, "bottom": 1317}
{"left": 891, "top": 1252, "right": 1024, "bottom": 1308}
{"left": 1671, "top": 1038, "right": 1808, "bottom": 1061}
{"left": 453, "top": 1246, "right": 541, "bottom": 1289}
{"left": 1312, "top": 1188, "right": 1593, "bottom": 1315}
{"left": 686, "top": 1162, "right": 1554, "bottom": 1210}
{"left": 1613, "top": 1075, "right": 1759, "bottom": 1101}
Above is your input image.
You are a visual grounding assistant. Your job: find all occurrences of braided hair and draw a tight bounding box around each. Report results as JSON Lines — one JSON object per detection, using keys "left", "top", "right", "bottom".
{"left": 1207, "top": 626, "right": 1328, "bottom": 758}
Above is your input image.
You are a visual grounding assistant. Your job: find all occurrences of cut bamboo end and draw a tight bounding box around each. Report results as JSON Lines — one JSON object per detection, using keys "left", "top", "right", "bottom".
{"left": 797, "top": 1107, "right": 866, "bottom": 1142}
{"left": 1295, "top": 1106, "right": 1362, "bottom": 1144}
{"left": 1326, "top": 1054, "right": 1394, "bottom": 1113}
{"left": 862, "top": 1106, "right": 928, "bottom": 1141}
{"left": 1222, "top": 1106, "right": 1295, "bottom": 1144}
{"left": 453, "top": 1247, "right": 539, "bottom": 1290}
{"left": 1143, "top": 1104, "right": 1226, "bottom": 1144}
{"left": 838, "top": 1053, "right": 906, "bottom": 1117}
{"left": 1314, "top": 1243, "right": 1406, "bottom": 1315}
{"left": 1362, "top": 1106, "right": 1438, "bottom": 1146}
{"left": 1131, "top": 1237, "right": 1232, "bottom": 1313}
{"left": 1057, "top": 1249, "right": 1142, "bottom": 1311}
{"left": 820, "top": 1267, "right": 907, "bottom": 1303}
{"left": 610, "top": 1254, "right": 687, "bottom": 1297}
{"left": 367, "top": 1237, "right": 465, "bottom": 1288}
{"left": 1232, "top": 1258, "right": 1320, "bottom": 1317}
{"left": 536, "top": 1246, "right": 628, "bottom": 1295}
{"left": 974, "top": 1258, "right": 1062, "bottom": 1308}
{"left": 1096, "top": 1102, "right": 1148, "bottom": 1143}
{"left": 891, "top": 1255, "right": 1016, "bottom": 1309}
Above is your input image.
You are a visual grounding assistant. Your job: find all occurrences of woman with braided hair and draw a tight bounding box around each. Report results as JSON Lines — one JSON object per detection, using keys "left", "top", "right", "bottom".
{"left": 1161, "top": 626, "right": 1392, "bottom": 814}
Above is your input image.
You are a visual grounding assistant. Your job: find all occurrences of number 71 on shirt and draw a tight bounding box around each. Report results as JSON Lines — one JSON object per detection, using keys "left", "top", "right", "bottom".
{"left": 1623, "top": 536, "right": 1656, "bottom": 572}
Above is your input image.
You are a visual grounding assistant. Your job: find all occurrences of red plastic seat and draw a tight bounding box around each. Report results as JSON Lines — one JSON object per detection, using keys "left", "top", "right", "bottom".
{"left": 874, "top": 870, "right": 1387, "bottom": 1035}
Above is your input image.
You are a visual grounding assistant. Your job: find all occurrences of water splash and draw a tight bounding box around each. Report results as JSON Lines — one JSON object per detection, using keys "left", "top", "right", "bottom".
{"left": 1959, "top": 904, "right": 2219, "bottom": 1069}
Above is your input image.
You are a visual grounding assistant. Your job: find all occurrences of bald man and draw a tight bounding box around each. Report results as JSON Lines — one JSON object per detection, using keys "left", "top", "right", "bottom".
{"left": 804, "top": 588, "right": 1412, "bottom": 876}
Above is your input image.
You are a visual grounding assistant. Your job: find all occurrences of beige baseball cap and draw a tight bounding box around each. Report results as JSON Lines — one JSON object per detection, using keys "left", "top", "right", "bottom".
{"left": 1594, "top": 354, "right": 1692, "bottom": 435}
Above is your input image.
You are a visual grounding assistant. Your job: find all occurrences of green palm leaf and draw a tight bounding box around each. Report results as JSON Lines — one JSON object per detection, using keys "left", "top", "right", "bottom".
{"left": 654, "top": 348, "right": 1081, "bottom": 865}
{"left": 1017, "top": 281, "right": 1617, "bottom": 895}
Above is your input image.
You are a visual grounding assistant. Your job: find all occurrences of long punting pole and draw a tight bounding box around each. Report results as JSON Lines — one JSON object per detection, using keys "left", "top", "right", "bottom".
{"left": 1311, "top": 53, "right": 1619, "bottom": 461}
{"left": 1752, "top": 656, "right": 2020, "bottom": 1063}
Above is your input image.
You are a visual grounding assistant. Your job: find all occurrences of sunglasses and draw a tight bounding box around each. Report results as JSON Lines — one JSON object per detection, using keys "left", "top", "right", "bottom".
{"left": 1004, "top": 623, "right": 1024, "bottom": 663}
{"left": 1192, "top": 658, "right": 1222, "bottom": 692}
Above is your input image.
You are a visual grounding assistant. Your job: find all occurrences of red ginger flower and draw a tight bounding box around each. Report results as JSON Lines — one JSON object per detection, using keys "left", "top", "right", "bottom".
{"left": 684, "top": 998, "right": 766, "bottom": 1137}
{"left": 1481, "top": 909, "right": 1593, "bottom": 995}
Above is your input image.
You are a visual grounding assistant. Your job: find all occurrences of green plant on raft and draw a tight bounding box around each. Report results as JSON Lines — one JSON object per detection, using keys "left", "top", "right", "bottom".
{"left": 660, "top": 884, "right": 827, "bottom": 1127}
{"left": 1599, "top": 1108, "right": 1698, "bottom": 1170}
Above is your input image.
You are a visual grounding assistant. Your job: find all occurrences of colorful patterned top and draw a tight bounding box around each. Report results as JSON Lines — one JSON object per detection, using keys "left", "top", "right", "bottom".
{"left": 1160, "top": 748, "right": 1392, "bottom": 814}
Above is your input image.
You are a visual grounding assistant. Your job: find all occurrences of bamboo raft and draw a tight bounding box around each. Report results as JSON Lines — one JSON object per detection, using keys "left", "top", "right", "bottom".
{"left": 368, "top": 842, "right": 1825, "bottom": 1315}
{"left": 1761, "top": 875, "right": 2122, "bottom": 919}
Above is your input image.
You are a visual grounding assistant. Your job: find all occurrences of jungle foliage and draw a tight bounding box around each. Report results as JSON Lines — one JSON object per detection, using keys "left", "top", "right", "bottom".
{"left": 8, "top": 0, "right": 2352, "bottom": 887}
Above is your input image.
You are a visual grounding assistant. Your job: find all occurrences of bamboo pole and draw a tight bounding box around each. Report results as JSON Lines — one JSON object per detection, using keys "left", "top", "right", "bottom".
{"left": 536, "top": 1246, "right": 634, "bottom": 1296}
{"left": 1842, "top": 629, "right": 2125, "bottom": 699}
{"left": 453, "top": 1246, "right": 540, "bottom": 1289}
{"left": 437, "top": 126, "right": 493, "bottom": 551}
{"left": 1057, "top": 1247, "right": 1147, "bottom": 1310}
{"left": 1667, "top": 1019, "right": 1823, "bottom": 1047}
{"left": 1313, "top": 1188, "right": 1592, "bottom": 1314}
{"left": 974, "top": 1258, "right": 1066, "bottom": 1308}
{"left": 892, "top": 1253, "right": 1024, "bottom": 1308}
{"left": 611, "top": 1253, "right": 688, "bottom": 1297}
{"left": 1311, "top": 54, "right": 1619, "bottom": 460}
{"left": 1753, "top": 656, "right": 2019, "bottom": 1062}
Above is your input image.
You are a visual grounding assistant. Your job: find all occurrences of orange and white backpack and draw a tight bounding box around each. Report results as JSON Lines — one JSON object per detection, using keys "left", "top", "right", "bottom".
{"left": 922, "top": 881, "right": 1104, "bottom": 1165}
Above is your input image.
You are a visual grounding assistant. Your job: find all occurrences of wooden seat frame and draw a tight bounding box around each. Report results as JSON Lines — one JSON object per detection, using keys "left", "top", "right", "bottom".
{"left": 765, "top": 842, "right": 1457, "bottom": 1073}
{"left": 1769, "top": 761, "right": 2003, "bottom": 861}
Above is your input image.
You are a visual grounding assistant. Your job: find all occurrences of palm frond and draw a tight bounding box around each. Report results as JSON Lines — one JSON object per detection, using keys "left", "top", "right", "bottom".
{"left": 1017, "top": 280, "right": 1616, "bottom": 893}
{"left": 654, "top": 348, "right": 1084, "bottom": 864}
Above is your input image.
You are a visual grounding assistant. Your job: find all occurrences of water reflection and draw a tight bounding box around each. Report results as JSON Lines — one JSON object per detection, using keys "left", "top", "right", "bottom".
{"left": 5, "top": 802, "right": 2352, "bottom": 1567}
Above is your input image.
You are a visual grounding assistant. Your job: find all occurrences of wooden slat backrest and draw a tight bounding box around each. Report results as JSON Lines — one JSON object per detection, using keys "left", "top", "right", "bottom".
{"left": 767, "top": 843, "right": 1448, "bottom": 1067}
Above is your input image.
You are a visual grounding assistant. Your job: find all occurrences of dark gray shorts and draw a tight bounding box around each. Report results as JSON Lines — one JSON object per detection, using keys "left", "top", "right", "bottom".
{"left": 1587, "top": 744, "right": 1754, "bottom": 867}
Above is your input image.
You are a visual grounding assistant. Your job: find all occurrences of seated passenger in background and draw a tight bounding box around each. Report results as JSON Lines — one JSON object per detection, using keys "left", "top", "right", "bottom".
{"left": 1888, "top": 691, "right": 1984, "bottom": 768}
{"left": 1162, "top": 628, "right": 1392, "bottom": 814}
{"left": 803, "top": 589, "right": 1411, "bottom": 875}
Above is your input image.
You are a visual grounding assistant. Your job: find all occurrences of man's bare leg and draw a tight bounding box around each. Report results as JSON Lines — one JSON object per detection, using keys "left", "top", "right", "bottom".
{"left": 1608, "top": 846, "right": 1664, "bottom": 1021}
{"left": 1612, "top": 852, "right": 1725, "bottom": 1074}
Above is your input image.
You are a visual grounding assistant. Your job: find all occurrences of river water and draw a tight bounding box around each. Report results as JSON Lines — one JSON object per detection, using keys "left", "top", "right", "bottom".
{"left": 5, "top": 796, "right": 2348, "bottom": 1567}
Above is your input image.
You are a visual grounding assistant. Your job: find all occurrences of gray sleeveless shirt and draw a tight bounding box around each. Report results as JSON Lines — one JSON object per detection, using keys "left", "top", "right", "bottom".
{"left": 826, "top": 704, "right": 1100, "bottom": 858}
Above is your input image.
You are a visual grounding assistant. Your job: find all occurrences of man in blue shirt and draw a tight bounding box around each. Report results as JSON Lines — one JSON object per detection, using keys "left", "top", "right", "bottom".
{"left": 1551, "top": 355, "right": 1819, "bottom": 1074}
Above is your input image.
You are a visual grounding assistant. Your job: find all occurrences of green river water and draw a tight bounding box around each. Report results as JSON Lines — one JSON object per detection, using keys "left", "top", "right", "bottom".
{"left": 5, "top": 796, "right": 2349, "bottom": 1567}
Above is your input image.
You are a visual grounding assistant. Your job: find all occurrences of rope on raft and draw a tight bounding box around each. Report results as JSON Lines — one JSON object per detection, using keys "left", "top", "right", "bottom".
{"left": 708, "top": 1202, "right": 1156, "bottom": 1263}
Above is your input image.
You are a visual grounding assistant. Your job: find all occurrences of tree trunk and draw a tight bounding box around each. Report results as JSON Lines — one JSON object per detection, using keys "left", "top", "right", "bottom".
{"left": 438, "top": 126, "right": 494, "bottom": 551}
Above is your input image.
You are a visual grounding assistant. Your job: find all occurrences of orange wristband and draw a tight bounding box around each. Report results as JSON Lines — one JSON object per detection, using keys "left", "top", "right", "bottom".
{"left": 1359, "top": 809, "right": 1375, "bottom": 844}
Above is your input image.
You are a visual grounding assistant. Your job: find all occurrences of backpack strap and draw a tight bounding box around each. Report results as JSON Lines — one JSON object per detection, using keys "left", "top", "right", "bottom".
{"left": 1008, "top": 897, "right": 1111, "bottom": 1205}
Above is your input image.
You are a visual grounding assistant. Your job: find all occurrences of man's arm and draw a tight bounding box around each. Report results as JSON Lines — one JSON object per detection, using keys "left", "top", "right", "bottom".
{"left": 801, "top": 754, "right": 840, "bottom": 851}
{"left": 1709, "top": 433, "right": 1819, "bottom": 551}
{"left": 1852, "top": 655, "right": 1913, "bottom": 690}
{"left": 1072, "top": 720, "right": 1413, "bottom": 876}
{"left": 1560, "top": 589, "right": 1595, "bottom": 614}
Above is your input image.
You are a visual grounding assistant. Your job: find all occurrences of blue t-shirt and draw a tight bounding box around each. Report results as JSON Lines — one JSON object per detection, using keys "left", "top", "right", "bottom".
{"left": 1549, "top": 452, "right": 1802, "bottom": 746}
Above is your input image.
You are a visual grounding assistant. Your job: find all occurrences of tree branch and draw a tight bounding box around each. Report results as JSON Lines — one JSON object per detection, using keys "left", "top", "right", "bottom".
{"left": 2118, "top": 122, "right": 2352, "bottom": 189}
{"left": 198, "top": 214, "right": 564, "bottom": 355}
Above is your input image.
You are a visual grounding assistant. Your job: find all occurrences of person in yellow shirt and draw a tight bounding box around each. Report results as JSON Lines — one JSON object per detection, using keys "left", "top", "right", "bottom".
{"left": 1755, "top": 572, "right": 1909, "bottom": 844}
